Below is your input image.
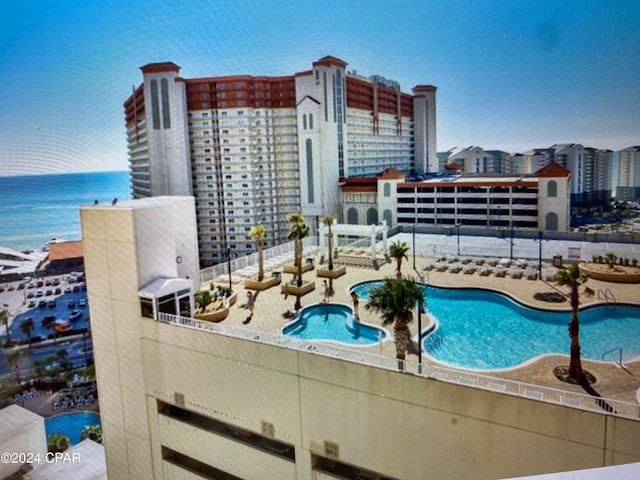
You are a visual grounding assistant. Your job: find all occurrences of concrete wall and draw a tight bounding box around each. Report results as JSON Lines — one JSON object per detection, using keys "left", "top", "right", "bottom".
{"left": 81, "top": 196, "right": 199, "bottom": 480}
{"left": 139, "top": 319, "right": 640, "bottom": 480}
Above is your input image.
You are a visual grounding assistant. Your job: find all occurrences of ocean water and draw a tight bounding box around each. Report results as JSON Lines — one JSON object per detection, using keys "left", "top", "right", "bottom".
{"left": 0, "top": 171, "right": 131, "bottom": 251}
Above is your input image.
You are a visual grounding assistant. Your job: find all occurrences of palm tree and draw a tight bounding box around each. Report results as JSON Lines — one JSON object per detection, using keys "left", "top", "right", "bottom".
{"left": 1, "top": 307, "right": 11, "bottom": 346}
{"left": 19, "top": 318, "right": 34, "bottom": 349}
{"left": 556, "top": 262, "right": 589, "bottom": 383}
{"left": 604, "top": 252, "right": 617, "bottom": 269}
{"left": 249, "top": 224, "right": 266, "bottom": 281}
{"left": 365, "top": 277, "right": 424, "bottom": 370}
{"left": 7, "top": 349, "right": 21, "bottom": 382}
{"left": 288, "top": 213, "right": 310, "bottom": 310}
{"left": 80, "top": 424, "right": 103, "bottom": 443}
{"left": 389, "top": 241, "right": 410, "bottom": 278}
{"left": 322, "top": 215, "right": 336, "bottom": 294}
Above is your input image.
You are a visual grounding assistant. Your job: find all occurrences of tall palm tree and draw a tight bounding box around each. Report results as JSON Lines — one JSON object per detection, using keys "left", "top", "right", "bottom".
{"left": 288, "top": 213, "right": 310, "bottom": 310}
{"left": 1, "top": 307, "right": 11, "bottom": 346}
{"left": 365, "top": 277, "right": 424, "bottom": 370}
{"left": 322, "top": 215, "right": 336, "bottom": 295}
{"left": 249, "top": 224, "right": 266, "bottom": 281}
{"left": 389, "top": 241, "right": 410, "bottom": 278}
{"left": 20, "top": 318, "right": 34, "bottom": 349}
{"left": 556, "top": 262, "right": 589, "bottom": 383}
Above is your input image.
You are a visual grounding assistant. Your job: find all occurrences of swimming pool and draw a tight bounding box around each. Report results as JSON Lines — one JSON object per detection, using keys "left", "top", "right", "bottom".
{"left": 352, "top": 281, "right": 640, "bottom": 370}
{"left": 282, "top": 303, "right": 387, "bottom": 346}
{"left": 45, "top": 412, "right": 101, "bottom": 445}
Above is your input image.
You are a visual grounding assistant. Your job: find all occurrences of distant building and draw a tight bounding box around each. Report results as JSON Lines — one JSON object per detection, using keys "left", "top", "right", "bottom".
{"left": 124, "top": 56, "right": 438, "bottom": 266}
{"left": 45, "top": 240, "right": 84, "bottom": 276}
{"left": 340, "top": 162, "right": 572, "bottom": 232}
{"left": 448, "top": 144, "right": 612, "bottom": 206}
{"left": 617, "top": 146, "right": 640, "bottom": 202}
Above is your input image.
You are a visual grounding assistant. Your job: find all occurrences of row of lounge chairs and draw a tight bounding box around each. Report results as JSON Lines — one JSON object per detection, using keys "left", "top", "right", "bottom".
{"left": 424, "top": 257, "right": 554, "bottom": 281}
{"left": 12, "top": 387, "right": 40, "bottom": 405}
{"left": 53, "top": 393, "right": 96, "bottom": 410}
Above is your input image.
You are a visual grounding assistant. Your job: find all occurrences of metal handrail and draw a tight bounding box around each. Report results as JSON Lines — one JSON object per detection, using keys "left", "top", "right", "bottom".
{"left": 155, "top": 313, "right": 640, "bottom": 421}
{"left": 602, "top": 346, "right": 624, "bottom": 367}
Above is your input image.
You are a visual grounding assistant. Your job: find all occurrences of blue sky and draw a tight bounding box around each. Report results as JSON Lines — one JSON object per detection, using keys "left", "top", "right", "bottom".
{"left": 0, "top": 0, "right": 638, "bottom": 176}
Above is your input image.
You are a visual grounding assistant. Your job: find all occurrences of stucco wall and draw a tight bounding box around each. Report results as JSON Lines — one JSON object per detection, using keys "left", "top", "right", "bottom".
{"left": 139, "top": 320, "right": 640, "bottom": 480}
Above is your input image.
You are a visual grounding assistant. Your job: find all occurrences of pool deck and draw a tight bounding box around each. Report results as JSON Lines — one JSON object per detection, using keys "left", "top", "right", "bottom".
{"left": 216, "top": 253, "right": 640, "bottom": 405}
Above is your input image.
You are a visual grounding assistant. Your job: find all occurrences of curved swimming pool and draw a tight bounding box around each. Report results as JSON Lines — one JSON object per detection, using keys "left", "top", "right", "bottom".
{"left": 45, "top": 412, "right": 101, "bottom": 445}
{"left": 282, "top": 303, "right": 387, "bottom": 346}
{"left": 352, "top": 281, "right": 640, "bottom": 370}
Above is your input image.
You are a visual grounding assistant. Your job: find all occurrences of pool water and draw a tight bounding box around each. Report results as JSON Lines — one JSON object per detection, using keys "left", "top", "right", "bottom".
{"left": 352, "top": 282, "right": 640, "bottom": 370}
{"left": 45, "top": 412, "right": 101, "bottom": 445}
{"left": 282, "top": 303, "right": 386, "bottom": 345}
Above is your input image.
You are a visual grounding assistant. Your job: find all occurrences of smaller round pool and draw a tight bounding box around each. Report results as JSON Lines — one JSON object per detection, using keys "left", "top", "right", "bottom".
{"left": 282, "top": 303, "right": 387, "bottom": 346}
{"left": 45, "top": 412, "right": 102, "bottom": 445}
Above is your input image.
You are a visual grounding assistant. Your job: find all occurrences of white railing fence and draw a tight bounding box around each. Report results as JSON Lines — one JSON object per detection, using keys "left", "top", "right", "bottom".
{"left": 156, "top": 313, "right": 640, "bottom": 421}
{"left": 199, "top": 237, "right": 318, "bottom": 285}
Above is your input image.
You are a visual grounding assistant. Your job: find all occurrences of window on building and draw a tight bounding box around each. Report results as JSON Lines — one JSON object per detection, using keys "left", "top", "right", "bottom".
{"left": 161, "top": 78, "right": 171, "bottom": 129}
{"left": 303, "top": 114, "right": 307, "bottom": 130}
{"left": 383, "top": 209, "right": 392, "bottom": 227}
{"left": 150, "top": 79, "right": 160, "bottom": 129}
{"left": 545, "top": 212, "right": 559, "bottom": 231}
{"left": 347, "top": 207, "right": 358, "bottom": 224}
{"left": 306, "top": 139, "right": 314, "bottom": 203}
{"left": 547, "top": 180, "right": 558, "bottom": 197}
{"left": 366, "top": 208, "right": 379, "bottom": 225}
{"left": 309, "top": 113, "right": 313, "bottom": 129}
{"left": 383, "top": 183, "right": 391, "bottom": 197}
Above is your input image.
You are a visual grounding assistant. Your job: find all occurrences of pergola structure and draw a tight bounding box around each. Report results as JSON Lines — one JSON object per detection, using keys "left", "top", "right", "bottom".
{"left": 318, "top": 220, "right": 389, "bottom": 261}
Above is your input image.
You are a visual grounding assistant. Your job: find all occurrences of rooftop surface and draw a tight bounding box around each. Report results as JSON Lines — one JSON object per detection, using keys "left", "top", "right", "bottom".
{"left": 205, "top": 233, "right": 640, "bottom": 406}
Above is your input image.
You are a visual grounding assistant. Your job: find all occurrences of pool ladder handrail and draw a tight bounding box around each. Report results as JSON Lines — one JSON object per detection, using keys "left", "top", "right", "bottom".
{"left": 597, "top": 288, "right": 616, "bottom": 306}
{"left": 601, "top": 346, "right": 624, "bottom": 368}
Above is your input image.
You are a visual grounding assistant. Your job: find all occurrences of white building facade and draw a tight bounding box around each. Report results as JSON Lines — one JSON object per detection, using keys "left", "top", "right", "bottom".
{"left": 617, "top": 146, "right": 640, "bottom": 202}
{"left": 340, "top": 163, "right": 572, "bottom": 232}
{"left": 124, "top": 57, "right": 438, "bottom": 267}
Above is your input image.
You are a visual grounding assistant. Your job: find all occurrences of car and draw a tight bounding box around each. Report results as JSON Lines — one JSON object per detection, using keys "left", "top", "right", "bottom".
{"left": 72, "top": 285, "right": 80, "bottom": 292}
{"left": 27, "top": 283, "right": 35, "bottom": 289}
{"left": 68, "top": 300, "right": 76, "bottom": 308}
{"left": 36, "top": 280, "right": 44, "bottom": 287}
{"left": 48, "top": 300, "right": 56, "bottom": 308}
{"left": 28, "top": 301, "right": 36, "bottom": 308}
{"left": 7, "top": 285, "right": 16, "bottom": 291}
{"left": 36, "top": 291, "right": 44, "bottom": 297}
{"left": 17, "top": 283, "right": 25, "bottom": 290}
{"left": 45, "top": 279, "right": 53, "bottom": 286}
{"left": 69, "top": 310, "right": 82, "bottom": 322}
{"left": 53, "top": 278, "right": 61, "bottom": 286}
{"left": 27, "top": 292, "right": 35, "bottom": 298}
{"left": 38, "top": 300, "right": 47, "bottom": 308}
{"left": 79, "top": 299, "right": 87, "bottom": 307}
{"left": 41, "top": 315, "right": 56, "bottom": 326}
{"left": 82, "top": 283, "right": 87, "bottom": 291}
{"left": 54, "top": 287, "right": 61, "bottom": 295}
{"left": 64, "top": 286, "right": 72, "bottom": 294}
{"left": 45, "top": 290, "right": 53, "bottom": 296}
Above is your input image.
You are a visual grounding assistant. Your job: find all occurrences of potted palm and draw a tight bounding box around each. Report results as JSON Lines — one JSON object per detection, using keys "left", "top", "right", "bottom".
{"left": 282, "top": 213, "right": 315, "bottom": 310}
{"left": 317, "top": 215, "right": 346, "bottom": 294}
{"left": 245, "top": 224, "right": 281, "bottom": 291}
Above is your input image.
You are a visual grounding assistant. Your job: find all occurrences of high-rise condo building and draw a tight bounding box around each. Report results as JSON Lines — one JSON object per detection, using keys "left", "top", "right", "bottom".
{"left": 124, "top": 56, "right": 438, "bottom": 266}
{"left": 616, "top": 146, "right": 640, "bottom": 202}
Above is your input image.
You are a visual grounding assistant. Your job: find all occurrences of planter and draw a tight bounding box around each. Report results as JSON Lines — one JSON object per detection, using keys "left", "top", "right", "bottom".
{"left": 281, "top": 281, "right": 315, "bottom": 297}
{"left": 579, "top": 263, "right": 640, "bottom": 284}
{"left": 244, "top": 275, "right": 281, "bottom": 291}
{"left": 283, "top": 263, "right": 314, "bottom": 274}
{"left": 194, "top": 307, "right": 229, "bottom": 323}
{"left": 316, "top": 266, "right": 347, "bottom": 279}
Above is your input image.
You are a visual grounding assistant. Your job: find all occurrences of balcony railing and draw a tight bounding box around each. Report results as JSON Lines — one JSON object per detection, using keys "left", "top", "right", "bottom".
{"left": 155, "top": 312, "right": 640, "bottom": 421}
